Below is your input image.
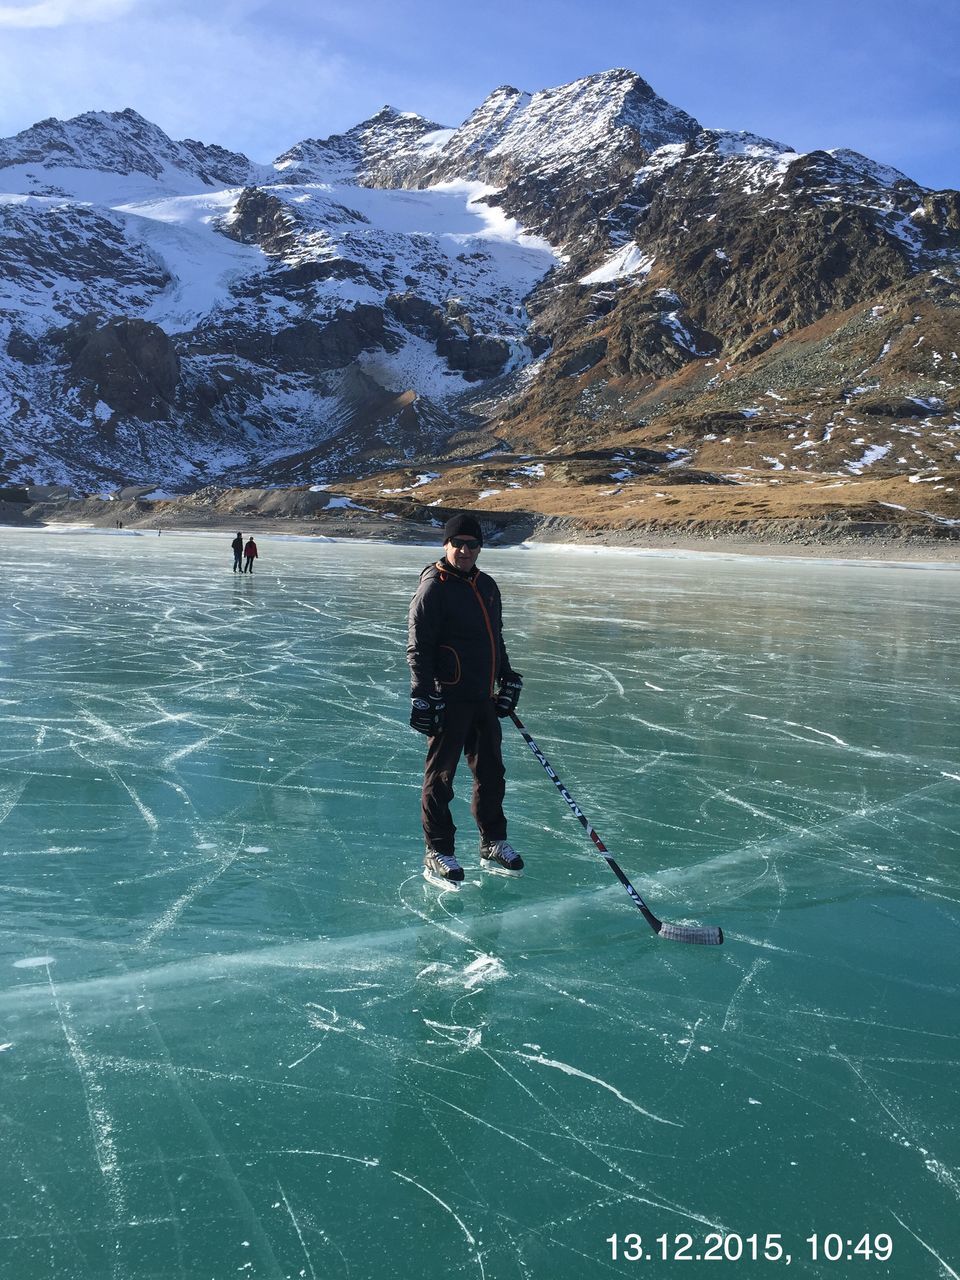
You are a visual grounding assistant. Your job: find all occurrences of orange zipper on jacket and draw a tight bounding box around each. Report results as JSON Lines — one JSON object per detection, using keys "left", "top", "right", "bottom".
{"left": 470, "top": 578, "right": 498, "bottom": 697}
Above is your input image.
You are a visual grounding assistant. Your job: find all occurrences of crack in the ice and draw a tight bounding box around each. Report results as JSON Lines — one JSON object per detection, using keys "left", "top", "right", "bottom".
{"left": 277, "top": 1180, "right": 318, "bottom": 1280}
{"left": 391, "top": 1169, "right": 485, "bottom": 1278}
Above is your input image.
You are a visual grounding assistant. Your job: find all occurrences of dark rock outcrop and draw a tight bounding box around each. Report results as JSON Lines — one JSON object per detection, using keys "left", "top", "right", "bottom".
{"left": 57, "top": 317, "right": 180, "bottom": 419}
{"left": 219, "top": 188, "right": 297, "bottom": 255}
{"left": 6, "top": 329, "right": 42, "bottom": 364}
{"left": 387, "top": 292, "right": 445, "bottom": 340}
{"left": 436, "top": 326, "right": 510, "bottom": 380}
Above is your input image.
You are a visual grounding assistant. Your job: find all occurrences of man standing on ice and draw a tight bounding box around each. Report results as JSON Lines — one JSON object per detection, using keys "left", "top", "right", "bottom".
{"left": 407, "top": 514, "right": 525, "bottom": 887}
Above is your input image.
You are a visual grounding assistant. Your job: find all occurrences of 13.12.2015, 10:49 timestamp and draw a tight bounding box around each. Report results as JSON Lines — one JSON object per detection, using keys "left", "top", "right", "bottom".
{"left": 606, "top": 1232, "right": 894, "bottom": 1264}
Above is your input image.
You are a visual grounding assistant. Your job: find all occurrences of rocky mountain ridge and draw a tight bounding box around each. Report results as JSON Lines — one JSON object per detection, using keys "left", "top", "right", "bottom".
{"left": 0, "top": 69, "right": 957, "bottom": 538}
{"left": 0, "top": 106, "right": 258, "bottom": 192}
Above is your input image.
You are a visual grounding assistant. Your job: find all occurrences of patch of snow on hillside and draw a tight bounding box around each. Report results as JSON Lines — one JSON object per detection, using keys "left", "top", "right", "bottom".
{"left": 846, "top": 443, "right": 891, "bottom": 473}
{"left": 711, "top": 131, "right": 793, "bottom": 160}
{"left": 427, "top": 180, "right": 560, "bottom": 257}
{"left": 325, "top": 496, "right": 374, "bottom": 511}
{"left": 883, "top": 210, "right": 925, "bottom": 256}
{"left": 880, "top": 500, "right": 959, "bottom": 526}
{"left": 358, "top": 336, "right": 470, "bottom": 400}
{"left": 381, "top": 473, "right": 439, "bottom": 493}
{"left": 693, "top": 131, "right": 800, "bottom": 190}
{"left": 660, "top": 309, "right": 712, "bottom": 354}
{"left": 634, "top": 143, "right": 688, "bottom": 184}
{"left": 580, "top": 243, "right": 654, "bottom": 284}
{"left": 416, "top": 129, "right": 456, "bottom": 155}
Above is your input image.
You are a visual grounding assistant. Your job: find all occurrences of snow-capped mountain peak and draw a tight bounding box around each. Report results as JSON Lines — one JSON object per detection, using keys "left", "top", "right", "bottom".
{"left": 412, "top": 68, "right": 700, "bottom": 188}
{"left": 418, "top": 85, "right": 533, "bottom": 169}
{"left": 0, "top": 108, "right": 255, "bottom": 195}
{"left": 824, "top": 148, "right": 911, "bottom": 188}
{"left": 273, "top": 106, "right": 449, "bottom": 186}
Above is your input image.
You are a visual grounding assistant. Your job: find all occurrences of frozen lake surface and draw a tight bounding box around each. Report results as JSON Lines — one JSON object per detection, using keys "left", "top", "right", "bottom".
{"left": 1, "top": 529, "right": 959, "bottom": 1279}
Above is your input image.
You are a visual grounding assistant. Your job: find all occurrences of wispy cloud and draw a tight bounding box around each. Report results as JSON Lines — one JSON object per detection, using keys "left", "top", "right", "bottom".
{"left": 0, "top": 9, "right": 356, "bottom": 159}
{"left": 0, "top": 0, "right": 136, "bottom": 28}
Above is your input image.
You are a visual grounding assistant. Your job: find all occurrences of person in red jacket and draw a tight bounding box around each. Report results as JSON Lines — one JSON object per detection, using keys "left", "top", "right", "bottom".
{"left": 242, "top": 537, "right": 258, "bottom": 573}
{"left": 406, "top": 513, "right": 524, "bottom": 887}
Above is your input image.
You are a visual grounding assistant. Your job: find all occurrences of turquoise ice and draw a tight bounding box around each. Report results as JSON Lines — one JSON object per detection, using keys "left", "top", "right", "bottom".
{"left": 1, "top": 530, "right": 958, "bottom": 1278}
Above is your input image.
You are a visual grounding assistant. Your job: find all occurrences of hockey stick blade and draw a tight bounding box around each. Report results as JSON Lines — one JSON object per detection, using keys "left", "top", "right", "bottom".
{"left": 657, "top": 922, "right": 724, "bottom": 946}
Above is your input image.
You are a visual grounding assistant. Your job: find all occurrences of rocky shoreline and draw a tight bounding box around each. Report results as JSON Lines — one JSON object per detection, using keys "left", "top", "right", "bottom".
{"left": 3, "top": 492, "right": 957, "bottom": 564}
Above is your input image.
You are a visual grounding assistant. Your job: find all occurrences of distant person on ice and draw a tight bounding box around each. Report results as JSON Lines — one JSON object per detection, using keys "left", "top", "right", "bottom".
{"left": 242, "top": 537, "right": 258, "bottom": 573}
{"left": 231, "top": 531, "right": 244, "bottom": 573}
{"left": 406, "top": 513, "right": 524, "bottom": 887}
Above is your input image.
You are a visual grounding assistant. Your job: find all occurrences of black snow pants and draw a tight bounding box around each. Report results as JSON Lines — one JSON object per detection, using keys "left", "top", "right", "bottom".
{"left": 421, "top": 699, "right": 507, "bottom": 855}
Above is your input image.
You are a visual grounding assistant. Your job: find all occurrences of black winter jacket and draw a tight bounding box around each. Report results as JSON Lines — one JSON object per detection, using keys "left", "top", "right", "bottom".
{"left": 407, "top": 560, "right": 516, "bottom": 703}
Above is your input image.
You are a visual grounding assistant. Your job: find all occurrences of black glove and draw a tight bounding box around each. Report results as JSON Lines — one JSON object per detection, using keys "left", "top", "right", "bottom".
{"left": 410, "top": 694, "right": 445, "bottom": 736}
{"left": 495, "top": 672, "right": 522, "bottom": 718}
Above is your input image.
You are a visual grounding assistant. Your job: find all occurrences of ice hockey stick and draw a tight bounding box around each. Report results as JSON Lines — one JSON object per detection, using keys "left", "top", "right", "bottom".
{"left": 510, "top": 712, "right": 723, "bottom": 945}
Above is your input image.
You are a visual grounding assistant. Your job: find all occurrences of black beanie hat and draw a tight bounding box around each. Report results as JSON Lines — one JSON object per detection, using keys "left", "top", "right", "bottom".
{"left": 443, "top": 513, "right": 483, "bottom": 545}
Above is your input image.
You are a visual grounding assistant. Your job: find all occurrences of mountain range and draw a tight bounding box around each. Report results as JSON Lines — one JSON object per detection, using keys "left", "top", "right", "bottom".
{"left": 1, "top": 69, "right": 958, "bottom": 538}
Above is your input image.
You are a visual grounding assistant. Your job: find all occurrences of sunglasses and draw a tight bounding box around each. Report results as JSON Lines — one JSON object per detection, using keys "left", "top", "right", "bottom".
{"left": 450, "top": 538, "right": 480, "bottom": 550}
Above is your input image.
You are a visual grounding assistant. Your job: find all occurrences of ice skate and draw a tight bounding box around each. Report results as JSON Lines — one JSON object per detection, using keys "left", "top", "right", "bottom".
{"left": 479, "top": 838, "right": 524, "bottom": 876}
{"left": 423, "top": 847, "right": 465, "bottom": 890}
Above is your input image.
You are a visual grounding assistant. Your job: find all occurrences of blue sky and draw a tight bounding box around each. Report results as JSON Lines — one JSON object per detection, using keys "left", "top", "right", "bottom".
{"left": 0, "top": 0, "right": 957, "bottom": 189}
